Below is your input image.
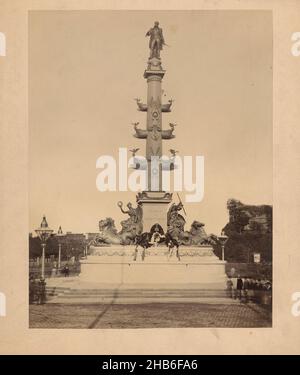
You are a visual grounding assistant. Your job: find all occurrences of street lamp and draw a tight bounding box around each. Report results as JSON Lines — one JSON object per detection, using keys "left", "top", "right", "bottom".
{"left": 57, "top": 225, "right": 64, "bottom": 270}
{"left": 84, "top": 234, "right": 89, "bottom": 259}
{"left": 218, "top": 232, "right": 229, "bottom": 261}
{"left": 35, "top": 216, "right": 53, "bottom": 279}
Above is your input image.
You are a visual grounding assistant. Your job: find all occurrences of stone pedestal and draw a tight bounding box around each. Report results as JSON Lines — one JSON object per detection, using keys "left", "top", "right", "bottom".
{"left": 136, "top": 191, "right": 172, "bottom": 232}
{"left": 80, "top": 245, "right": 227, "bottom": 288}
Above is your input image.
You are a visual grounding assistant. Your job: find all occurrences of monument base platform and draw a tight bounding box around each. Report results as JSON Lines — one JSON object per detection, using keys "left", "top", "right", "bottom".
{"left": 80, "top": 245, "right": 227, "bottom": 288}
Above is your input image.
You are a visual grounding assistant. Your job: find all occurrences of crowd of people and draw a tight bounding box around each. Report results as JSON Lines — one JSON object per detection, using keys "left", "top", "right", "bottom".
{"left": 226, "top": 276, "right": 272, "bottom": 304}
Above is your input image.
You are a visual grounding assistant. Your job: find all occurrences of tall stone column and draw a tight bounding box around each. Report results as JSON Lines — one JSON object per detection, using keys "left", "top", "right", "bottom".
{"left": 144, "top": 58, "right": 165, "bottom": 191}
{"left": 132, "top": 24, "right": 176, "bottom": 233}
{"left": 136, "top": 57, "right": 172, "bottom": 232}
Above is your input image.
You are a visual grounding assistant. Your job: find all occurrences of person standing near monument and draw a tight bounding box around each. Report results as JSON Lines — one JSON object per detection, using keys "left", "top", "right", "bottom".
{"left": 29, "top": 274, "right": 37, "bottom": 304}
{"left": 243, "top": 277, "right": 249, "bottom": 303}
{"left": 236, "top": 275, "right": 244, "bottom": 300}
{"left": 226, "top": 277, "right": 234, "bottom": 298}
{"left": 37, "top": 278, "right": 46, "bottom": 305}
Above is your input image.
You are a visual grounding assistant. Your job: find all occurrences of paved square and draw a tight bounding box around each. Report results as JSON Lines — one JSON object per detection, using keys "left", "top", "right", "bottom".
{"left": 29, "top": 303, "right": 271, "bottom": 328}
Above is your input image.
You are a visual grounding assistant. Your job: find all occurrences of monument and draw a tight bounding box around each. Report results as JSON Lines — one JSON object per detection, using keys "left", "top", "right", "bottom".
{"left": 80, "top": 22, "right": 227, "bottom": 287}
{"left": 134, "top": 20, "right": 174, "bottom": 233}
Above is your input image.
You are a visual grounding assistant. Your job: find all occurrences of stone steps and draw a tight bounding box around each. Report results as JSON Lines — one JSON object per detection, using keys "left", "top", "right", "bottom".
{"left": 46, "top": 287, "right": 226, "bottom": 294}
{"left": 45, "top": 286, "right": 236, "bottom": 304}
{"left": 48, "top": 297, "right": 235, "bottom": 305}
{"left": 54, "top": 292, "right": 229, "bottom": 298}
{"left": 46, "top": 287, "right": 228, "bottom": 296}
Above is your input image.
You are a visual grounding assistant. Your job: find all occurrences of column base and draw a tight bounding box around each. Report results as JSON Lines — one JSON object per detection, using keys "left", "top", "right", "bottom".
{"left": 136, "top": 191, "right": 172, "bottom": 232}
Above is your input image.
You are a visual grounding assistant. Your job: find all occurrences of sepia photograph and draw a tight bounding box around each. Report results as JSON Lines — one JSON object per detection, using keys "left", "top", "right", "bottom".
{"left": 28, "top": 10, "right": 273, "bottom": 329}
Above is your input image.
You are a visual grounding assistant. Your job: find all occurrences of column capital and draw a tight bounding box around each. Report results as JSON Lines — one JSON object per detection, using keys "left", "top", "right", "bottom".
{"left": 144, "top": 57, "right": 165, "bottom": 79}
{"left": 144, "top": 71, "right": 165, "bottom": 80}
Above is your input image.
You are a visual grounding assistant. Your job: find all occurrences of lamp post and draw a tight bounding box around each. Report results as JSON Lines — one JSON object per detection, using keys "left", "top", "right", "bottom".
{"left": 35, "top": 216, "right": 53, "bottom": 279}
{"left": 57, "top": 226, "right": 64, "bottom": 270}
{"left": 218, "top": 232, "right": 229, "bottom": 261}
{"left": 84, "top": 233, "right": 89, "bottom": 259}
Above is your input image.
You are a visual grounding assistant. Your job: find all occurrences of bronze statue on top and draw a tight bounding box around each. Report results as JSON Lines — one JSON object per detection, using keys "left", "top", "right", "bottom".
{"left": 146, "top": 21, "right": 165, "bottom": 59}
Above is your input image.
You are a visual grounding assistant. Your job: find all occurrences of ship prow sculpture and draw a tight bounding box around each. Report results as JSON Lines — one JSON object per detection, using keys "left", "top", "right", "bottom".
{"left": 81, "top": 22, "right": 226, "bottom": 286}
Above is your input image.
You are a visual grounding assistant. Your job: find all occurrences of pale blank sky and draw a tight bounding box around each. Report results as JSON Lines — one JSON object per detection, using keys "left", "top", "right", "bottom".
{"left": 29, "top": 10, "right": 272, "bottom": 235}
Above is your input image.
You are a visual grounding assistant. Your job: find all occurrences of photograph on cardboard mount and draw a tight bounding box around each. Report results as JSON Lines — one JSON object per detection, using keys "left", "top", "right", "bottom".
{"left": 28, "top": 10, "right": 272, "bottom": 328}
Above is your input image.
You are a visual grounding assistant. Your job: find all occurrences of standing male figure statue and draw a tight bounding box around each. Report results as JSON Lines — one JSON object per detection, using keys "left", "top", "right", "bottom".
{"left": 146, "top": 21, "right": 165, "bottom": 59}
